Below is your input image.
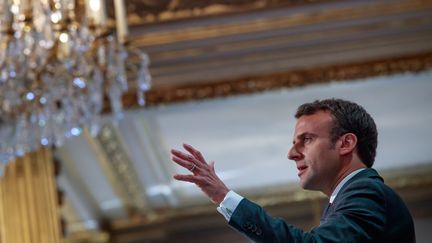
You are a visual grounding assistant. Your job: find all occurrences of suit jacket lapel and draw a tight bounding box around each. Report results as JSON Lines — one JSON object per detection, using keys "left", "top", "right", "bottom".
{"left": 319, "top": 203, "right": 332, "bottom": 225}
{"left": 319, "top": 168, "right": 383, "bottom": 225}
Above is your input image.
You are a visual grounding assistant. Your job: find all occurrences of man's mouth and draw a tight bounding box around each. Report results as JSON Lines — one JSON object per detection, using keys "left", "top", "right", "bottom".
{"left": 297, "top": 165, "right": 308, "bottom": 177}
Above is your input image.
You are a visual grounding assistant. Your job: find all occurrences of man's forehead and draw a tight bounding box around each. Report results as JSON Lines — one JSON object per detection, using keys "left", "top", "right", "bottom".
{"left": 293, "top": 111, "right": 333, "bottom": 135}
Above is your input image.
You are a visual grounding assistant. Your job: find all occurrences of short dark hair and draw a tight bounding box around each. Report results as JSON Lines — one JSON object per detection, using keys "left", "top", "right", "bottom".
{"left": 295, "top": 98, "right": 378, "bottom": 167}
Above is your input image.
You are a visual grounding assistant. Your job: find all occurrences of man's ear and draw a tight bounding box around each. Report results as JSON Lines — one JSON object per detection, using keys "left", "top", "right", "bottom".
{"left": 339, "top": 133, "right": 357, "bottom": 155}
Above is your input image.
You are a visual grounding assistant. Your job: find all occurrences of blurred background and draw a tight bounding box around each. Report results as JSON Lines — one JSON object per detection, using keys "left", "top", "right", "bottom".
{"left": 1, "top": 0, "right": 432, "bottom": 242}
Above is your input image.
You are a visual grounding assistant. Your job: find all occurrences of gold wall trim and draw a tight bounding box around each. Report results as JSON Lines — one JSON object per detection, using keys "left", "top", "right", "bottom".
{"left": 118, "top": 52, "right": 432, "bottom": 109}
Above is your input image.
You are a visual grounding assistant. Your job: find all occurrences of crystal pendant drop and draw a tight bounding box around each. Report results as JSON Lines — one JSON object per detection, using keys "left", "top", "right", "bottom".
{"left": 137, "top": 90, "right": 146, "bottom": 106}
{"left": 116, "top": 44, "right": 128, "bottom": 91}
{"left": 136, "top": 52, "right": 151, "bottom": 108}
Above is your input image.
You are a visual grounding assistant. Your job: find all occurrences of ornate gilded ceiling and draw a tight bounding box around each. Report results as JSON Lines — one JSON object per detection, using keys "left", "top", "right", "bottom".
{"left": 107, "top": 0, "right": 432, "bottom": 109}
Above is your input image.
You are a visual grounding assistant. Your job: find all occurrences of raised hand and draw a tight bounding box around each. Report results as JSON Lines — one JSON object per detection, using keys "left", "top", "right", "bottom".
{"left": 171, "top": 143, "right": 229, "bottom": 204}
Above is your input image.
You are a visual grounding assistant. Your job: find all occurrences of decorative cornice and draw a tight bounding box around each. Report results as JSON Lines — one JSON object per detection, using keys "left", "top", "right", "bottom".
{"left": 118, "top": 52, "right": 432, "bottom": 110}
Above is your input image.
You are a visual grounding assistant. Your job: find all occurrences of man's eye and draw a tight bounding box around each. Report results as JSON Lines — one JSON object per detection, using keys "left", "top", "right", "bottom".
{"left": 304, "top": 137, "right": 312, "bottom": 143}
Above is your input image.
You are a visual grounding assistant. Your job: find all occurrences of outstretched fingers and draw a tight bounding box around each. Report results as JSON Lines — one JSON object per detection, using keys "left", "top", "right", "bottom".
{"left": 171, "top": 153, "right": 201, "bottom": 173}
{"left": 171, "top": 149, "right": 194, "bottom": 161}
{"left": 173, "top": 174, "right": 193, "bottom": 182}
{"left": 173, "top": 174, "right": 204, "bottom": 183}
{"left": 183, "top": 143, "right": 207, "bottom": 166}
{"left": 171, "top": 144, "right": 229, "bottom": 204}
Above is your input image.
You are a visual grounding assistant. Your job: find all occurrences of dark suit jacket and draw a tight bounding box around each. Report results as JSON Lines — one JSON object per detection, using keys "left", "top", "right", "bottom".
{"left": 229, "top": 168, "right": 415, "bottom": 242}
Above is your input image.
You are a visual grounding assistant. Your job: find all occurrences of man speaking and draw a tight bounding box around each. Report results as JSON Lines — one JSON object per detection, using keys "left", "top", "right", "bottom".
{"left": 171, "top": 98, "right": 415, "bottom": 242}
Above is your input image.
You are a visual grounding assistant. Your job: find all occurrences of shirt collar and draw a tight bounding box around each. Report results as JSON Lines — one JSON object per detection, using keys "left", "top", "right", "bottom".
{"left": 329, "top": 168, "right": 366, "bottom": 203}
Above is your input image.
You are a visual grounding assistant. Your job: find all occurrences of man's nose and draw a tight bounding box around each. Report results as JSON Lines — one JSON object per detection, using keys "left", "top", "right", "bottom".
{"left": 288, "top": 144, "right": 302, "bottom": 161}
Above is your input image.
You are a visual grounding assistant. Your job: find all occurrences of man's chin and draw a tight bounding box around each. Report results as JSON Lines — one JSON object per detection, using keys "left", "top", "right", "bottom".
{"left": 299, "top": 180, "right": 309, "bottom": 190}
{"left": 299, "top": 180, "right": 319, "bottom": 191}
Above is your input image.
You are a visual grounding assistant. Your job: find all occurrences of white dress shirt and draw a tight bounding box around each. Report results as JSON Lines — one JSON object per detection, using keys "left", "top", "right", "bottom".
{"left": 329, "top": 168, "right": 365, "bottom": 203}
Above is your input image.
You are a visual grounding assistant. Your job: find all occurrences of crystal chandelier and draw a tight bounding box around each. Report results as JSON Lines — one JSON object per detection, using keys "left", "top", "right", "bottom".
{"left": 0, "top": 0, "right": 152, "bottom": 170}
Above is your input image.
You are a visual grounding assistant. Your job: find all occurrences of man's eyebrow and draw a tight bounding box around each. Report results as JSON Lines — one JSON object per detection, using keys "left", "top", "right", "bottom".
{"left": 293, "top": 133, "right": 306, "bottom": 144}
{"left": 293, "top": 132, "right": 316, "bottom": 144}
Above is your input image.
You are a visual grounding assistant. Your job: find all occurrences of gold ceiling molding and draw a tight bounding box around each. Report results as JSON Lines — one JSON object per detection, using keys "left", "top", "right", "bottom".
{"left": 118, "top": 52, "right": 432, "bottom": 109}
{"left": 130, "top": 0, "right": 431, "bottom": 46}
{"left": 106, "top": 0, "right": 335, "bottom": 25}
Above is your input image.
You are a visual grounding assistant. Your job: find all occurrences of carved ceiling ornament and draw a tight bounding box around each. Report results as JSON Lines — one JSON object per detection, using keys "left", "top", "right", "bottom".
{"left": 117, "top": 52, "right": 432, "bottom": 110}
{"left": 107, "top": 0, "right": 333, "bottom": 24}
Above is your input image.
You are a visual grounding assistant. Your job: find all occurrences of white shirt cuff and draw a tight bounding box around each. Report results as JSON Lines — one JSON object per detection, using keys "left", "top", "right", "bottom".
{"left": 216, "top": 190, "right": 244, "bottom": 221}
